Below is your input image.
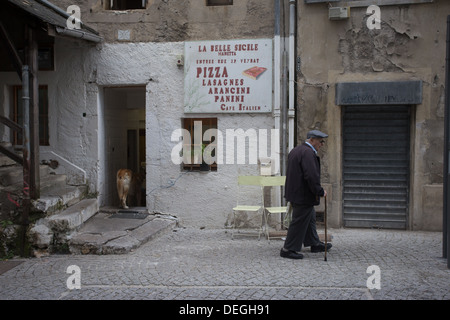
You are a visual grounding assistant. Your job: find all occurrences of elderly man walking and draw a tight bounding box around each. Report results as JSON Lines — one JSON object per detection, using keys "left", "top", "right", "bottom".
{"left": 280, "top": 130, "right": 332, "bottom": 259}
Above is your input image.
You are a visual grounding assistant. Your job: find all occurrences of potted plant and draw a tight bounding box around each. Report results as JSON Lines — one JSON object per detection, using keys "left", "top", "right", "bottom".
{"left": 200, "top": 143, "right": 211, "bottom": 171}
{"left": 179, "top": 143, "right": 212, "bottom": 171}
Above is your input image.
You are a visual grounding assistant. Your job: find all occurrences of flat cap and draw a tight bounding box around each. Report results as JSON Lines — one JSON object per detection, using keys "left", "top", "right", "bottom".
{"left": 307, "top": 130, "right": 328, "bottom": 139}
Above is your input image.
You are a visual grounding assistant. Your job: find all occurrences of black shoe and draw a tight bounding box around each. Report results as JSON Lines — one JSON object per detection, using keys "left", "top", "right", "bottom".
{"left": 310, "top": 242, "right": 332, "bottom": 253}
{"left": 280, "top": 248, "right": 304, "bottom": 259}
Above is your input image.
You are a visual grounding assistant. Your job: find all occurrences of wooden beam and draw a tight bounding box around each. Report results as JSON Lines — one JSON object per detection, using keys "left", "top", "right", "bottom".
{"left": 0, "top": 21, "right": 23, "bottom": 80}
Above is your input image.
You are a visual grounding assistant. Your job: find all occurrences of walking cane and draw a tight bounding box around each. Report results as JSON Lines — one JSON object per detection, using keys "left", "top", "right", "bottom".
{"left": 324, "top": 195, "right": 328, "bottom": 262}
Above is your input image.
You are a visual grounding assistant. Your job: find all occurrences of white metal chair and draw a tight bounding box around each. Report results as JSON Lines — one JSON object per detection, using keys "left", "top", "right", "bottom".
{"left": 231, "top": 176, "right": 264, "bottom": 239}
{"left": 260, "top": 176, "right": 288, "bottom": 240}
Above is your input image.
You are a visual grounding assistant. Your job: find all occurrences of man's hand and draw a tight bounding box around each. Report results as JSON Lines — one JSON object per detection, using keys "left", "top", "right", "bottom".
{"left": 323, "top": 190, "right": 327, "bottom": 198}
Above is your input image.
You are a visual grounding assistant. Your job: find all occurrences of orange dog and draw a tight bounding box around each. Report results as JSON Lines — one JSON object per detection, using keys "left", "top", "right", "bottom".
{"left": 117, "top": 169, "right": 132, "bottom": 209}
{"left": 117, "top": 169, "right": 144, "bottom": 208}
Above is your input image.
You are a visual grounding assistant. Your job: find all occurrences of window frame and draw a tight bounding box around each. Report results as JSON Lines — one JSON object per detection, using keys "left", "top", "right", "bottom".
{"left": 105, "top": 0, "right": 148, "bottom": 11}
{"left": 206, "top": 0, "right": 233, "bottom": 7}
{"left": 182, "top": 117, "right": 218, "bottom": 172}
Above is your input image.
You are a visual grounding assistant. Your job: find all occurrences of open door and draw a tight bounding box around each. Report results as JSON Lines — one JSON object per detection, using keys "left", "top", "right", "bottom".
{"left": 101, "top": 85, "right": 146, "bottom": 207}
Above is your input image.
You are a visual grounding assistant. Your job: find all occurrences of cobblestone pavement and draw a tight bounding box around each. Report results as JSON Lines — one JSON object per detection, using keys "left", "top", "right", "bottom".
{"left": 0, "top": 227, "right": 449, "bottom": 301}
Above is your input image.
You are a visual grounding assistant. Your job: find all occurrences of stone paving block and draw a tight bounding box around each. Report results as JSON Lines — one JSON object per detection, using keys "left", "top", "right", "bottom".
{"left": 102, "top": 235, "right": 141, "bottom": 254}
{"left": 131, "top": 218, "right": 177, "bottom": 243}
{"left": 70, "top": 231, "right": 128, "bottom": 254}
{"left": 0, "top": 228, "right": 449, "bottom": 301}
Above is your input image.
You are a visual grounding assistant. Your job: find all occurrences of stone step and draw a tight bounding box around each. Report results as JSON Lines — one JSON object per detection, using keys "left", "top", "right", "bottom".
{"left": 29, "top": 198, "right": 99, "bottom": 254}
{"left": 31, "top": 184, "right": 86, "bottom": 215}
{"left": 0, "top": 153, "right": 17, "bottom": 167}
{"left": 1, "top": 168, "right": 81, "bottom": 216}
{"left": 69, "top": 211, "right": 178, "bottom": 255}
{"left": 0, "top": 143, "right": 21, "bottom": 167}
{"left": 47, "top": 199, "right": 98, "bottom": 233}
{"left": 0, "top": 164, "right": 50, "bottom": 187}
{"left": 40, "top": 173, "right": 68, "bottom": 191}
{"left": 3, "top": 172, "right": 67, "bottom": 195}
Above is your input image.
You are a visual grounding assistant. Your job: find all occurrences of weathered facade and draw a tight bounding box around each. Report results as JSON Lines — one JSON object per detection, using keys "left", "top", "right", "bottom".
{"left": 1, "top": 0, "right": 447, "bottom": 240}
{"left": 296, "top": 0, "right": 448, "bottom": 230}
{"left": 71, "top": 0, "right": 278, "bottom": 228}
{"left": 1, "top": 0, "right": 282, "bottom": 235}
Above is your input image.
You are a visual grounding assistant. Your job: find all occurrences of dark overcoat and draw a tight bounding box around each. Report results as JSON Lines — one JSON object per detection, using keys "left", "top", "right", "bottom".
{"left": 284, "top": 143, "right": 324, "bottom": 206}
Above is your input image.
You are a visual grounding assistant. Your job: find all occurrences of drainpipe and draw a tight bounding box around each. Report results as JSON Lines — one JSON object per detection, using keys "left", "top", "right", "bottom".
{"left": 21, "top": 65, "right": 31, "bottom": 257}
{"left": 288, "top": 0, "right": 296, "bottom": 152}
{"left": 281, "top": 2, "right": 288, "bottom": 179}
{"left": 22, "top": 66, "right": 30, "bottom": 197}
{"left": 274, "top": 0, "right": 282, "bottom": 211}
{"left": 444, "top": 15, "right": 450, "bottom": 268}
{"left": 274, "top": 0, "right": 281, "bottom": 174}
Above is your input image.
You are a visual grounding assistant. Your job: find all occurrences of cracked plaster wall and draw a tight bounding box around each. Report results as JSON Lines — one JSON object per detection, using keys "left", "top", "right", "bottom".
{"left": 297, "top": 1, "right": 449, "bottom": 230}
{"left": 54, "top": 0, "right": 274, "bottom": 43}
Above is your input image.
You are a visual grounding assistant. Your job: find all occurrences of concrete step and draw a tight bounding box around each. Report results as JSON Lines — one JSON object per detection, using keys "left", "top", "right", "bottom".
{"left": 69, "top": 210, "right": 178, "bottom": 255}
{"left": 0, "top": 143, "right": 21, "bottom": 167}
{"left": 0, "top": 153, "right": 17, "bottom": 167}
{"left": 1, "top": 168, "right": 80, "bottom": 216}
{"left": 0, "top": 164, "right": 50, "bottom": 187}
{"left": 47, "top": 199, "right": 99, "bottom": 233}
{"left": 40, "top": 173, "right": 68, "bottom": 192}
{"left": 29, "top": 198, "right": 99, "bottom": 255}
{"left": 0, "top": 165, "right": 24, "bottom": 187}
{"left": 4, "top": 172, "right": 68, "bottom": 195}
{"left": 31, "top": 185, "right": 87, "bottom": 215}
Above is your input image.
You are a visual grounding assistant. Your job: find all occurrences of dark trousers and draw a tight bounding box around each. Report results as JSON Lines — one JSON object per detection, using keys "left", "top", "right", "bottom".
{"left": 283, "top": 204, "right": 320, "bottom": 252}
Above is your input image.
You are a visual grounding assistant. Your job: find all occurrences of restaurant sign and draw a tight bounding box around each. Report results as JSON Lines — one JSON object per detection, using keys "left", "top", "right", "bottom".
{"left": 184, "top": 39, "right": 273, "bottom": 113}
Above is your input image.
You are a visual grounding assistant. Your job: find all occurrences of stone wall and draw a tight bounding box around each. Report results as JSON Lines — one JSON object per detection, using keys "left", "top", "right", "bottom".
{"left": 53, "top": 0, "right": 275, "bottom": 43}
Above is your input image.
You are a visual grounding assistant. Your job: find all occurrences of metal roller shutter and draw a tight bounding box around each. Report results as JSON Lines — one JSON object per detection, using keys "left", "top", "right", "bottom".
{"left": 343, "top": 105, "right": 410, "bottom": 229}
